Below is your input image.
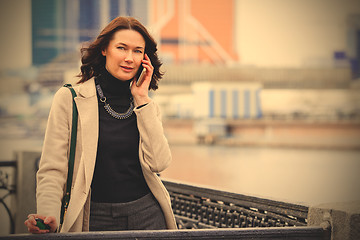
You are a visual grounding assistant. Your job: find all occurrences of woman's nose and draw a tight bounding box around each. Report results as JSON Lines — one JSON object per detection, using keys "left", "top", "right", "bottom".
{"left": 125, "top": 51, "right": 134, "bottom": 62}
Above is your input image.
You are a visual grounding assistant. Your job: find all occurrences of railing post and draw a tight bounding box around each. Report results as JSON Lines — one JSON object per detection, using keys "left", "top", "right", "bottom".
{"left": 308, "top": 201, "right": 360, "bottom": 240}
{"left": 11, "top": 151, "right": 41, "bottom": 233}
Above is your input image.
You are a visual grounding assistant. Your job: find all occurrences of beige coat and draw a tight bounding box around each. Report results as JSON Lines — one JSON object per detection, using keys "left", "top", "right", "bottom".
{"left": 36, "top": 79, "right": 177, "bottom": 232}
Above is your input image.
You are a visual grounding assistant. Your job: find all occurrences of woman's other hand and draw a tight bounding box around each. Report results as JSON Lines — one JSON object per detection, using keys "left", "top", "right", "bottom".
{"left": 24, "top": 214, "right": 57, "bottom": 233}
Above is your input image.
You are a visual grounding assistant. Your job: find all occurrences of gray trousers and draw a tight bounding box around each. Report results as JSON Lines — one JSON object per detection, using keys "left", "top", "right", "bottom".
{"left": 89, "top": 193, "right": 167, "bottom": 231}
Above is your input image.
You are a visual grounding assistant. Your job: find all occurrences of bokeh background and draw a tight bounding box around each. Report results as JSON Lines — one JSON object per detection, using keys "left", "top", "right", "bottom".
{"left": 0, "top": 0, "right": 360, "bottom": 235}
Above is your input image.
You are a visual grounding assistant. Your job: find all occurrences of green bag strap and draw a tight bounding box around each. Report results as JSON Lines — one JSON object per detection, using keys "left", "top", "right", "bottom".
{"left": 60, "top": 84, "right": 78, "bottom": 226}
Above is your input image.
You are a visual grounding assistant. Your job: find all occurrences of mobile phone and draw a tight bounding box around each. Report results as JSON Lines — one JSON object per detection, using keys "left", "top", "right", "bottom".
{"left": 136, "top": 65, "right": 146, "bottom": 87}
{"left": 35, "top": 218, "right": 51, "bottom": 230}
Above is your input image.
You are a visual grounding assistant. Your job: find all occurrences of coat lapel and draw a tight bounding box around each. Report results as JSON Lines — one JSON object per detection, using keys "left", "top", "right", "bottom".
{"left": 74, "top": 79, "right": 98, "bottom": 191}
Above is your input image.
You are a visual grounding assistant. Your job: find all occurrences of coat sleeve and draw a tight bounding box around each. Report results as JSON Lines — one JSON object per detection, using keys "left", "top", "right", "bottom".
{"left": 134, "top": 100, "right": 172, "bottom": 173}
{"left": 36, "top": 87, "right": 73, "bottom": 227}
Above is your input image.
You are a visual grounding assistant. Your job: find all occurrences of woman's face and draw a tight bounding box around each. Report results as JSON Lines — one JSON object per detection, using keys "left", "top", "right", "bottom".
{"left": 102, "top": 29, "right": 145, "bottom": 81}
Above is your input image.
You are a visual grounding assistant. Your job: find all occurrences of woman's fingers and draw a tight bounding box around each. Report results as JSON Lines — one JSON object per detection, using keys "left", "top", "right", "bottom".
{"left": 24, "top": 214, "right": 55, "bottom": 234}
{"left": 43, "top": 216, "right": 57, "bottom": 232}
{"left": 141, "top": 54, "right": 153, "bottom": 84}
{"left": 141, "top": 54, "right": 153, "bottom": 70}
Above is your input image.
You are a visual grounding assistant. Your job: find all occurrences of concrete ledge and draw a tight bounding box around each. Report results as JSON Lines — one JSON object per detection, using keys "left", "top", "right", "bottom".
{"left": 308, "top": 201, "right": 360, "bottom": 240}
{"left": 0, "top": 227, "right": 329, "bottom": 240}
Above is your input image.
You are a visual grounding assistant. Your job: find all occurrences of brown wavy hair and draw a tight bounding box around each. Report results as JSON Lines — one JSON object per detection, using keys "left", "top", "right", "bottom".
{"left": 77, "top": 16, "right": 163, "bottom": 90}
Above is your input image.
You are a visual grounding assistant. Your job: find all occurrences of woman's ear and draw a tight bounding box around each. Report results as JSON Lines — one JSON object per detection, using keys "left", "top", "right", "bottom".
{"left": 102, "top": 49, "right": 106, "bottom": 56}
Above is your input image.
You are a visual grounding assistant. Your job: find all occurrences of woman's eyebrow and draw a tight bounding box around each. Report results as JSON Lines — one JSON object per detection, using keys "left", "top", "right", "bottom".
{"left": 117, "top": 42, "right": 144, "bottom": 49}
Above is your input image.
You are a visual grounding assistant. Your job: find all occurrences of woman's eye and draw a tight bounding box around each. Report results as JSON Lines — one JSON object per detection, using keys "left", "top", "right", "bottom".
{"left": 135, "top": 49, "right": 143, "bottom": 54}
{"left": 117, "top": 46, "right": 125, "bottom": 50}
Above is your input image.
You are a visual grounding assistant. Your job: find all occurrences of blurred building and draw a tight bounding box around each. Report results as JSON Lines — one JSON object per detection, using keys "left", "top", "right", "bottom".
{"left": 2, "top": 0, "right": 359, "bottom": 71}
{"left": 0, "top": 0, "right": 359, "bottom": 120}
{"left": 31, "top": 0, "right": 149, "bottom": 65}
{"left": 150, "top": 0, "right": 238, "bottom": 64}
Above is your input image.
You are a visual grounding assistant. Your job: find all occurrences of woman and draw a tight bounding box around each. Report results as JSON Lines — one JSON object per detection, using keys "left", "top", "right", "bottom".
{"left": 24, "top": 16, "right": 177, "bottom": 233}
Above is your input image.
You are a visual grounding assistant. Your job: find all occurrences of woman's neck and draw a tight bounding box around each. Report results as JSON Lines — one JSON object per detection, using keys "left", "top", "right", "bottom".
{"left": 98, "top": 68, "right": 132, "bottom": 97}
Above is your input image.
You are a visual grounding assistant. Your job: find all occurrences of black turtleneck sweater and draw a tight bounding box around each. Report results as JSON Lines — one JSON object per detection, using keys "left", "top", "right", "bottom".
{"left": 91, "top": 69, "right": 150, "bottom": 203}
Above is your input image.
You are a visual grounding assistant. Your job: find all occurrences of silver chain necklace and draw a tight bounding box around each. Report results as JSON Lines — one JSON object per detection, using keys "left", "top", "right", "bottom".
{"left": 95, "top": 84, "right": 134, "bottom": 120}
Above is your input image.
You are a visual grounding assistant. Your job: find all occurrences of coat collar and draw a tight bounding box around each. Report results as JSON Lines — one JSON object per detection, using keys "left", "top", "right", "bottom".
{"left": 76, "top": 78, "right": 96, "bottom": 98}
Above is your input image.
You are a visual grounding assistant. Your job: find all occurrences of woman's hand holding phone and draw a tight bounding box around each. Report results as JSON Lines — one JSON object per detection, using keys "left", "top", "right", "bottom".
{"left": 131, "top": 53, "right": 153, "bottom": 106}
{"left": 24, "top": 214, "right": 57, "bottom": 234}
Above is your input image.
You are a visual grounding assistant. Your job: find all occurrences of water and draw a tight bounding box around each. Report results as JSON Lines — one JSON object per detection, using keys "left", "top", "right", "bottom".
{"left": 162, "top": 144, "right": 360, "bottom": 206}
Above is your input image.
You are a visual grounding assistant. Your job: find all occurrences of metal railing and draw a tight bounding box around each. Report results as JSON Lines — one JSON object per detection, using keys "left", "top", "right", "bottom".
{"left": 163, "top": 180, "right": 308, "bottom": 229}
{"left": 0, "top": 161, "right": 16, "bottom": 234}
